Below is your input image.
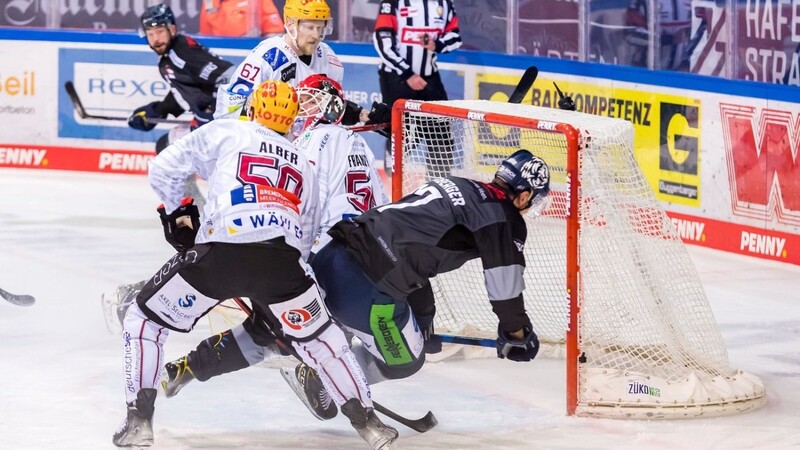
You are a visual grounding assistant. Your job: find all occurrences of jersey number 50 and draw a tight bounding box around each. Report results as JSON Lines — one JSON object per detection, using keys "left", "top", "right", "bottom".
{"left": 237, "top": 154, "right": 303, "bottom": 196}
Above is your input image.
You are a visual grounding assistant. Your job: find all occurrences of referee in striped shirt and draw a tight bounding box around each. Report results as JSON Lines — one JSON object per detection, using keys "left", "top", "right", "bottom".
{"left": 373, "top": 0, "right": 462, "bottom": 177}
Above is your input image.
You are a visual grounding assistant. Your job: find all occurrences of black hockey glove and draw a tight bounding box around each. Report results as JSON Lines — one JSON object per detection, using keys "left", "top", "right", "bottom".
{"left": 365, "top": 101, "right": 392, "bottom": 138}
{"left": 496, "top": 325, "right": 539, "bottom": 362}
{"left": 128, "top": 102, "right": 161, "bottom": 131}
{"left": 557, "top": 95, "right": 576, "bottom": 112}
{"left": 157, "top": 197, "right": 201, "bottom": 252}
{"left": 553, "top": 82, "right": 576, "bottom": 112}
{"left": 341, "top": 100, "right": 363, "bottom": 126}
{"left": 415, "top": 310, "right": 442, "bottom": 354}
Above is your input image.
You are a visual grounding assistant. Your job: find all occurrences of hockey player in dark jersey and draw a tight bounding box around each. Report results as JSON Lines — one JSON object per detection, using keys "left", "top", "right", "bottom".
{"left": 159, "top": 149, "right": 550, "bottom": 424}
{"left": 128, "top": 4, "right": 234, "bottom": 154}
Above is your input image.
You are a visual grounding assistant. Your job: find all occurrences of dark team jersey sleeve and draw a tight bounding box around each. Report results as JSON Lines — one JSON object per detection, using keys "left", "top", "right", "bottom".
{"left": 154, "top": 91, "right": 185, "bottom": 118}
{"left": 474, "top": 209, "right": 531, "bottom": 333}
{"left": 175, "top": 36, "right": 234, "bottom": 90}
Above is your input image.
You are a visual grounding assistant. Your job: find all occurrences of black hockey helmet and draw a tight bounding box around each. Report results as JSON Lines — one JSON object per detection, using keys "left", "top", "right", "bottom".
{"left": 495, "top": 149, "right": 551, "bottom": 212}
{"left": 141, "top": 3, "right": 175, "bottom": 31}
{"left": 496, "top": 150, "right": 550, "bottom": 194}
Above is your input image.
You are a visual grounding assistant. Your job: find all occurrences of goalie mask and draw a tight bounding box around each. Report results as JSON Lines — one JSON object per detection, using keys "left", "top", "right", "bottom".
{"left": 294, "top": 74, "right": 345, "bottom": 133}
{"left": 495, "top": 149, "right": 551, "bottom": 216}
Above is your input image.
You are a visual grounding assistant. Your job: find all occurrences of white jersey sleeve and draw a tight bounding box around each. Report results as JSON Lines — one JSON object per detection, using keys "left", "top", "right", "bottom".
{"left": 214, "top": 36, "right": 344, "bottom": 120}
{"left": 149, "top": 119, "right": 319, "bottom": 256}
{"left": 294, "top": 124, "right": 388, "bottom": 254}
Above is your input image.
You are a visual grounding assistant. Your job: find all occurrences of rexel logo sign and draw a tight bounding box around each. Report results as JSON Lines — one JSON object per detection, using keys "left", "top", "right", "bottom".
{"left": 719, "top": 103, "right": 800, "bottom": 227}
{"left": 58, "top": 48, "right": 169, "bottom": 142}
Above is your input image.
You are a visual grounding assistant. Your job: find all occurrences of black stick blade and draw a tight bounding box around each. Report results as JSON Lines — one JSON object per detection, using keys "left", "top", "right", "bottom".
{"left": 64, "top": 81, "right": 88, "bottom": 119}
{"left": 508, "top": 66, "right": 539, "bottom": 104}
{"left": 0, "top": 288, "right": 35, "bottom": 306}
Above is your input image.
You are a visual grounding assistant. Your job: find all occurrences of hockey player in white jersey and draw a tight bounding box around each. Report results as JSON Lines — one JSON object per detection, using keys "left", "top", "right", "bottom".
{"left": 155, "top": 75, "right": 397, "bottom": 445}
{"left": 112, "top": 80, "right": 393, "bottom": 449}
{"left": 214, "top": 0, "right": 343, "bottom": 120}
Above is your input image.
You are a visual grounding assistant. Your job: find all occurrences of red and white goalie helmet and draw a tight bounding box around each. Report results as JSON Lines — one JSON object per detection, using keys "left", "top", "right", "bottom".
{"left": 295, "top": 74, "right": 346, "bottom": 132}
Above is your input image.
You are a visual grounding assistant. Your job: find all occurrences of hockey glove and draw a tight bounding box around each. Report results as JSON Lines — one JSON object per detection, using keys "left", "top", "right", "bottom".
{"left": 128, "top": 102, "right": 161, "bottom": 131}
{"left": 496, "top": 325, "right": 540, "bottom": 362}
{"left": 415, "top": 310, "right": 442, "bottom": 354}
{"left": 341, "top": 100, "right": 363, "bottom": 126}
{"left": 365, "top": 101, "right": 392, "bottom": 138}
{"left": 557, "top": 95, "right": 576, "bottom": 112}
{"left": 157, "top": 197, "right": 201, "bottom": 252}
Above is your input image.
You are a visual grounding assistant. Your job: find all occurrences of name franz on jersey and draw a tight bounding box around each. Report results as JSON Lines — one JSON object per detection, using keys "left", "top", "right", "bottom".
{"left": 433, "top": 178, "right": 465, "bottom": 206}
{"left": 348, "top": 154, "right": 370, "bottom": 168}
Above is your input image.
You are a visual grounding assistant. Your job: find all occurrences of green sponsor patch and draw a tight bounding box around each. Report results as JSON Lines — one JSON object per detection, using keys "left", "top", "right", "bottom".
{"left": 369, "top": 304, "right": 412, "bottom": 365}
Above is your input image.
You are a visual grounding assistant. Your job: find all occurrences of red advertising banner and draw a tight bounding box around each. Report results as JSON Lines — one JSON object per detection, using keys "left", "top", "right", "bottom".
{"left": 668, "top": 211, "right": 798, "bottom": 265}
{"left": 0, "top": 144, "right": 153, "bottom": 174}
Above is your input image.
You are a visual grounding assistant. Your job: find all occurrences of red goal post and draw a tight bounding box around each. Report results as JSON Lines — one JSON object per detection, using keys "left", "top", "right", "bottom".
{"left": 389, "top": 99, "right": 766, "bottom": 419}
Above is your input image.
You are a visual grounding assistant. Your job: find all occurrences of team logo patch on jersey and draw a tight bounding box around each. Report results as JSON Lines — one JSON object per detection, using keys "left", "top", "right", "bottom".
{"left": 263, "top": 47, "right": 289, "bottom": 70}
{"left": 227, "top": 77, "right": 254, "bottom": 95}
{"left": 281, "top": 63, "right": 297, "bottom": 82}
{"left": 280, "top": 300, "right": 322, "bottom": 331}
{"left": 178, "top": 293, "right": 196, "bottom": 308}
{"left": 230, "top": 184, "right": 301, "bottom": 212}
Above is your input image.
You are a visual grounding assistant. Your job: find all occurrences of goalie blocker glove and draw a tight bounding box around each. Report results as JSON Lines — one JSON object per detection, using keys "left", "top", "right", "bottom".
{"left": 496, "top": 325, "right": 540, "bottom": 362}
{"left": 157, "top": 197, "right": 200, "bottom": 252}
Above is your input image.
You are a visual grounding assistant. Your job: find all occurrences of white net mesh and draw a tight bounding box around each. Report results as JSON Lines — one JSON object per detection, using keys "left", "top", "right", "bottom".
{"left": 396, "top": 99, "right": 765, "bottom": 418}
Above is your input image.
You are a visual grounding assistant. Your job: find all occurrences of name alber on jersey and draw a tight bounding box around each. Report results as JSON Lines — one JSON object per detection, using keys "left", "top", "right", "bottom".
{"left": 256, "top": 137, "right": 299, "bottom": 165}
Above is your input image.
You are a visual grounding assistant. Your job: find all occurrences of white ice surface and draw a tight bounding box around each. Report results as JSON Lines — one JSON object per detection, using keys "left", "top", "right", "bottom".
{"left": 1, "top": 169, "right": 799, "bottom": 449}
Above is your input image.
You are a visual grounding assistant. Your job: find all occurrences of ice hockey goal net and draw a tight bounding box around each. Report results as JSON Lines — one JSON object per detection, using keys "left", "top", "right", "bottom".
{"left": 390, "top": 98, "right": 766, "bottom": 419}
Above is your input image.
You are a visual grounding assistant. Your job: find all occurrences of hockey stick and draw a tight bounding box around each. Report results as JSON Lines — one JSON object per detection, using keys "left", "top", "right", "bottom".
{"left": 373, "top": 402, "right": 438, "bottom": 433}
{"left": 0, "top": 287, "right": 35, "bottom": 306}
{"left": 508, "top": 66, "right": 539, "bottom": 104}
{"left": 346, "top": 122, "right": 390, "bottom": 133}
{"left": 64, "top": 81, "right": 191, "bottom": 125}
{"left": 230, "top": 297, "right": 437, "bottom": 432}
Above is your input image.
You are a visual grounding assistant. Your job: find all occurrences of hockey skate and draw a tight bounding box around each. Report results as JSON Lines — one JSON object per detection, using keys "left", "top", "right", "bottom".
{"left": 101, "top": 280, "right": 146, "bottom": 334}
{"left": 161, "top": 356, "right": 195, "bottom": 398}
{"left": 280, "top": 363, "right": 337, "bottom": 420}
{"left": 341, "top": 398, "right": 399, "bottom": 450}
{"left": 113, "top": 388, "right": 156, "bottom": 447}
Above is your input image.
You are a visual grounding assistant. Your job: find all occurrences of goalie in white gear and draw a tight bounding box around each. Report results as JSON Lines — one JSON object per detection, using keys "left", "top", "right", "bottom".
{"left": 112, "top": 79, "right": 392, "bottom": 449}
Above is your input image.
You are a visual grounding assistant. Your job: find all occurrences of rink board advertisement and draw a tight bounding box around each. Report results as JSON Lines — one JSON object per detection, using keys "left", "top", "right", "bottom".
{"left": 0, "top": 29, "right": 798, "bottom": 265}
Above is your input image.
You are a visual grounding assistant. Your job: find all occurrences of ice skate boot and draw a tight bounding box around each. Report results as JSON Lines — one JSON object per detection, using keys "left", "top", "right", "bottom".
{"left": 341, "top": 398, "right": 399, "bottom": 450}
{"left": 280, "top": 363, "right": 337, "bottom": 420}
{"left": 112, "top": 388, "right": 156, "bottom": 447}
{"left": 161, "top": 356, "right": 195, "bottom": 398}
{"left": 100, "top": 280, "right": 145, "bottom": 334}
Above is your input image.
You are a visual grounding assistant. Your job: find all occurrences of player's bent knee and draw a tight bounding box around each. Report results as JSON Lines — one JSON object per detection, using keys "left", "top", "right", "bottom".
{"left": 376, "top": 350, "right": 425, "bottom": 380}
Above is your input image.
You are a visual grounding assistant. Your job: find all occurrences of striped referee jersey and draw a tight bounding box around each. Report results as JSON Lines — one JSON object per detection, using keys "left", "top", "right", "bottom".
{"left": 373, "top": 0, "right": 462, "bottom": 79}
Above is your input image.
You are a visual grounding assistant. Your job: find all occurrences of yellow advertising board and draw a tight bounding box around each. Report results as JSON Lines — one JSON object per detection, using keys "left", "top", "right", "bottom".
{"left": 475, "top": 72, "right": 702, "bottom": 206}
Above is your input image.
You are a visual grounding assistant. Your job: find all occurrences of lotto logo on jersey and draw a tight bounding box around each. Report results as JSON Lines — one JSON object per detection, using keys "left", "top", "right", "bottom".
{"left": 398, "top": 7, "right": 417, "bottom": 17}
{"left": 280, "top": 300, "right": 322, "bottom": 331}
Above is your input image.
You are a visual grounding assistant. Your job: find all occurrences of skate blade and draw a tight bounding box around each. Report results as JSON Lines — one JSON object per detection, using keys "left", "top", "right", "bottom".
{"left": 279, "top": 367, "right": 330, "bottom": 421}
